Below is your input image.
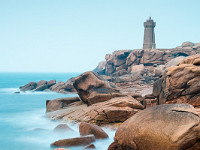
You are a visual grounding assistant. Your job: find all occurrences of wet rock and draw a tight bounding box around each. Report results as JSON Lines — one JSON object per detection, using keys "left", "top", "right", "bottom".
{"left": 83, "top": 144, "right": 96, "bottom": 149}
{"left": 46, "top": 97, "right": 80, "bottom": 112}
{"left": 50, "top": 135, "right": 96, "bottom": 147}
{"left": 111, "top": 104, "right": 200, "bottom": 150}
{"left": 73, "top": 71, "right": 122, "bottom": 105}
{"left": 19, "top": 82, "right": 37, "bottom": 91}
{"left": 79, "top": 122, "right": 108, "bottom": 139}
{"left": 34, "top": 84, "right": 48, "bottom": 91}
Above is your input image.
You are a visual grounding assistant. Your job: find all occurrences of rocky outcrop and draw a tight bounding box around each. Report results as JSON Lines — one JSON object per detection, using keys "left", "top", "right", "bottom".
{"left": 20, "top": 78, "right": 76, "bottom": 93}
{"left": 46, "top": 96, "right": 144, "bottom": 125}
{"left": 79, "top": 122, "right": 108, "bottom": 139}
{"left": 50, "top": 135, "right": 95, "bottom": 147}
{"left": 153, "top": 54, "right": 200, "bottom": 107}
{"left": 109, "top": 104, "right": 200, "bottom": 150}
{"left": 94, "top": 42, "right": 200, "bottom": 89}
{"left": 46, "top": 97, "right": 80, "bottom": 112}
{"left": 19, "top": 82, "right": 37, "bottom": 91}
{"left": 73, "top": 71, "right": 124, "bottom": 105}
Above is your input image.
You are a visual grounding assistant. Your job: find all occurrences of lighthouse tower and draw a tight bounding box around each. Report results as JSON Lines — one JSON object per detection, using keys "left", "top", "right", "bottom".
{"left": 143, "top": 17, "right": 156, "bottom": 49}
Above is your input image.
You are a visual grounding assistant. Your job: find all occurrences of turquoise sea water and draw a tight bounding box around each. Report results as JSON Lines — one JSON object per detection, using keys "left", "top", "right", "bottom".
{"left": 0, "top": 73, "right": 115, "bottom": 150}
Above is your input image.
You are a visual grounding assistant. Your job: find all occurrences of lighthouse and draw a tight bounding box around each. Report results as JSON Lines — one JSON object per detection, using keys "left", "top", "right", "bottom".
{"left": 143, "top": 17, "right": 156, "bottom": 49}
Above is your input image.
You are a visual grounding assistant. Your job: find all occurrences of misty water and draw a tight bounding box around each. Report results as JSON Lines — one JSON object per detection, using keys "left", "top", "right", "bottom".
{"left": 0, "top": 73, "right": 115, "bottom": 150}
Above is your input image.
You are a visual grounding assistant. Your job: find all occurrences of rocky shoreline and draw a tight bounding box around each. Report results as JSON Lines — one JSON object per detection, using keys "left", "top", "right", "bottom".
{"left": 19, "top": 42, "right": 200, "bottom": 149}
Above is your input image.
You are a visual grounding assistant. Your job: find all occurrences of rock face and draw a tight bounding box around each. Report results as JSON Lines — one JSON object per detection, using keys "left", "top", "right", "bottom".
{"left": 153, "top": 54, "right": 200, "bottom": 107}
{"left": 79, "top": 122, "right": 108, "bottom": 139}
{"left": 46, "top": 96, "right": 144, "bottom": 125}
{"left": 94, "top": 42, "right": 200, "bottom": 89}
{"left": 110, "top": 104, "right": 200, "bottom": 150}
{"left": 73, "top": 71, "right": 123, "bottom": 105}
{"left": 46, "top": 97, "right": 80, "bottom": 112}
{"left": 50, "top": 135, "right": 95, "bottom": 147}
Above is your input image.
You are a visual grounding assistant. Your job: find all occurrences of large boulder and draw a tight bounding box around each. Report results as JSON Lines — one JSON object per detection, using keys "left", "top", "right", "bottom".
{"left": 109, "top": 104, "right": 200, "bottom": 150}
{"left": 153, "top": 54, "right": 200, "bottom": 107}
{"left": 79, "top": 122, "right": 108, "bottom": 139}
{"left": 50, "top": 135, "right": 95, "bottom": 147}
{"left": 73, "top": 71, "right": 123, "bottom": 105}
{"left": 46, "top": 97, "right": 80, "bottom": 112}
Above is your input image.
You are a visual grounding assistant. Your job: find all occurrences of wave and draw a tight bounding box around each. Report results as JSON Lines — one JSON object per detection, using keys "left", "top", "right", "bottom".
{"left": 0, "top": 88, "right": 58, "bottom": 95}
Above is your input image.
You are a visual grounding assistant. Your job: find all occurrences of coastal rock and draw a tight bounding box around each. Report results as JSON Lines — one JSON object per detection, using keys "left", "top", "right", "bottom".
{"left": 47, "top": 80, "right": 56, "bottom": 88}
{"left": 46, "top": 97, "right": 80, "bottom": 112}
{"left": 36, "top": 80, "right": 47, "bottom": 87}
{"left": 110, "top": 104, "right": 200, "bottom": 150}
{"left": 83, "top": 144, "right": 96, "bottom": 149}
{"left": 50, "top": 135, "right": 96, "bottom": 147}
{"left": 54, "top": 124, "right": 74, "bottom": 132}
{"left": 19, "top": 82, "right": 37, "bottom": 91}
{"left": 47, "top": 96, "right": 143, "bottom": 125}
{"left": 49, "top": 81, "right": 65, "bottom": 93}
{"left": 94, "top": 43, "right": 200, "bottom": 88}
{"left": 34, "top": 84, "right": 48, "bottom": 91}
{"left": 63, "top": 77, "right": 76, "bottom": 92}
{"left": 79, "top": 122, "right": 108, "bottom": 139}
{"left": 73, "top": 71, "right": 122, "bottom": 105}
{"left": 153, "top": 54, "right": 200, "bottom": 107}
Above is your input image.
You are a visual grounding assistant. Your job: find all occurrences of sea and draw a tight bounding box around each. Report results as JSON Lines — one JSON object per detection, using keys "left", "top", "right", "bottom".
{"left": 0, "top": 72, "right": 115, "bottom": 150}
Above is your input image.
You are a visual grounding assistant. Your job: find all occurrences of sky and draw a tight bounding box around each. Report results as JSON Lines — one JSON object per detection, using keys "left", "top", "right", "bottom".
{"left": 0, "top": 0, "right": 200, "bottom": 72}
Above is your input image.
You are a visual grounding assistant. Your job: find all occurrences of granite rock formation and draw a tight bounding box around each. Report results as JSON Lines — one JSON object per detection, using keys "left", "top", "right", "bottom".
{"left": 79, "top": 122, "right": 108, "bottom": 139}
{"left": 153, "top": 54, "right": 200, "bottom": 107}
{"left": 46, "top": 97, "right": 80, "bottom": 112}
{"left": 73, "top": 71, "right": 124, "bottom": 105}
{"left": 46, "top": 96, "right": 144, "bottom": 125}
{"left": 19, "top": 78, "right": 76, "bottom": 93}
{"left": 50, "top": 135, "right": 96, "bottom": 147}
{"left": 95, "top": 42, "right": 200, "bottom": 86}
{"left": 109, "top": 104, "right": 200, "bottom": 150}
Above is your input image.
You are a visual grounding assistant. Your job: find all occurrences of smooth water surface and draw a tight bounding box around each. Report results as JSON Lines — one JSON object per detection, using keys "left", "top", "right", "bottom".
{"left": 0, "top": 73, "right": 115, "bottom": 150}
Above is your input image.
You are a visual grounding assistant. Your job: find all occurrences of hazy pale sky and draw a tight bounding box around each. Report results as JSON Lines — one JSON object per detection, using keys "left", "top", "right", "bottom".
{"left": 1, "top": 0, "right": 200, "bottom": 72}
